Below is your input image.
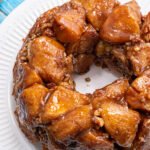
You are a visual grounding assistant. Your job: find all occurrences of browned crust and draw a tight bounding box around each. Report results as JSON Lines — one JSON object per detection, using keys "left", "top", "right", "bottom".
{"left": 13, "top": 5, "right": 62, "bottom": 147}
{"left": 12, "top": 0, "right": 150, "bottom": 150}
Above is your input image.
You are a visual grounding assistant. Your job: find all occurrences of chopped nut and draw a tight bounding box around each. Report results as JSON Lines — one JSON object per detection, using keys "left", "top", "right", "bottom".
{"left": 94, "top": 108, "right": 102, "bottom": 116}
{"left": 141, "top": 12, "right": 150, "bottom": 42}
{"left": 93, "top": 116, "right": 104, "bottom": 127}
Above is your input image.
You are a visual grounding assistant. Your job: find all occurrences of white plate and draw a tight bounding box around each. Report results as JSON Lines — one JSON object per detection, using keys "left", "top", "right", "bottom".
{"left": 0, "top": 0, "right": 150, "bottom": 149}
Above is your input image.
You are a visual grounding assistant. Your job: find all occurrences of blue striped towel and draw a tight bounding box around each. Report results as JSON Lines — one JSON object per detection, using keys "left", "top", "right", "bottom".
{"left": 0, "top": 0, "right": 24, "bottom": 23}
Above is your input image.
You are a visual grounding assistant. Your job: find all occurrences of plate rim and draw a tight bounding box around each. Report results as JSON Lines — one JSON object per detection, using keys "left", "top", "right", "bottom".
{"left": 0, "top": 0, "right": 150, "bottom": 149}
{"left": 0, "top": 0, "right": 69, "bottom": 149}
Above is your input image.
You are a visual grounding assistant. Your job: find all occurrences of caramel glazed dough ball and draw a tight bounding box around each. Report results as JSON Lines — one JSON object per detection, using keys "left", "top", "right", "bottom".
{"left": 13, "top": 0, "right": 150, "bottom": 150}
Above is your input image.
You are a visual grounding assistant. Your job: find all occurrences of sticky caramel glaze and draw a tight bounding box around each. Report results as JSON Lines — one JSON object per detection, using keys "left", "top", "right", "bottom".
{"left": 100, "top": 0, "right": 141, "bottom": 43}
{"left": 53, "top": 2, "right": 86, "bottom": 43}
{"left": 126, "top": 43, "right": 150, "bottom": 76}
{"left": 40, "top": 86, "right": 90, "bottom": 124}
{"left": 73, "top": 54, "right": 95, "bottom": 74}
{"left": 92, "top": 79, "right": 130, "bottom": 110}
{"left": 19, "top": 84, "right": 49, "bottom": 124}
{"left": 141, "top": 12, "right": 150, "bottom": 42}
{"left": 72, "top": 0, "right": 119, "bottom": 30}
{"left": 47, "top": 105, "right": 92, "bottom": 144}
{"left": 77, "top": 129, "right": 114, "bottom": 149}
{"left": 92, "top": 79, "right": 141, "bottom": 147}
{"left": 100, "top": 101, "right": 140, "bottom": 147}
{"left": 28, "top": 36, "right": 73, "bottom": 83}
{"left": 126, "top": 69, "right": 150, "bottom": 112}
{"left": 13, "top": 0, "right": 150, "bottom": 149}
{"left": 67, "top": 24, "right": 99, "bottom": 55}
{"left": 132, "top": 118, "right": 150, "bottom": 150}
{"left": 15, "top": 84, "right": 50, "bottom": 142}
{"left": 13, "top": 63, "right": 43, "bottom": 98}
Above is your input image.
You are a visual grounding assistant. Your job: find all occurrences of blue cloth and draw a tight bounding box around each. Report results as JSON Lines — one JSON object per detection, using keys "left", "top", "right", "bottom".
{"left": 0, "top": 0, "right": 24, "bottom": 23}
{"left": 0, "top": 11, "right": 6, "bottom": 22}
